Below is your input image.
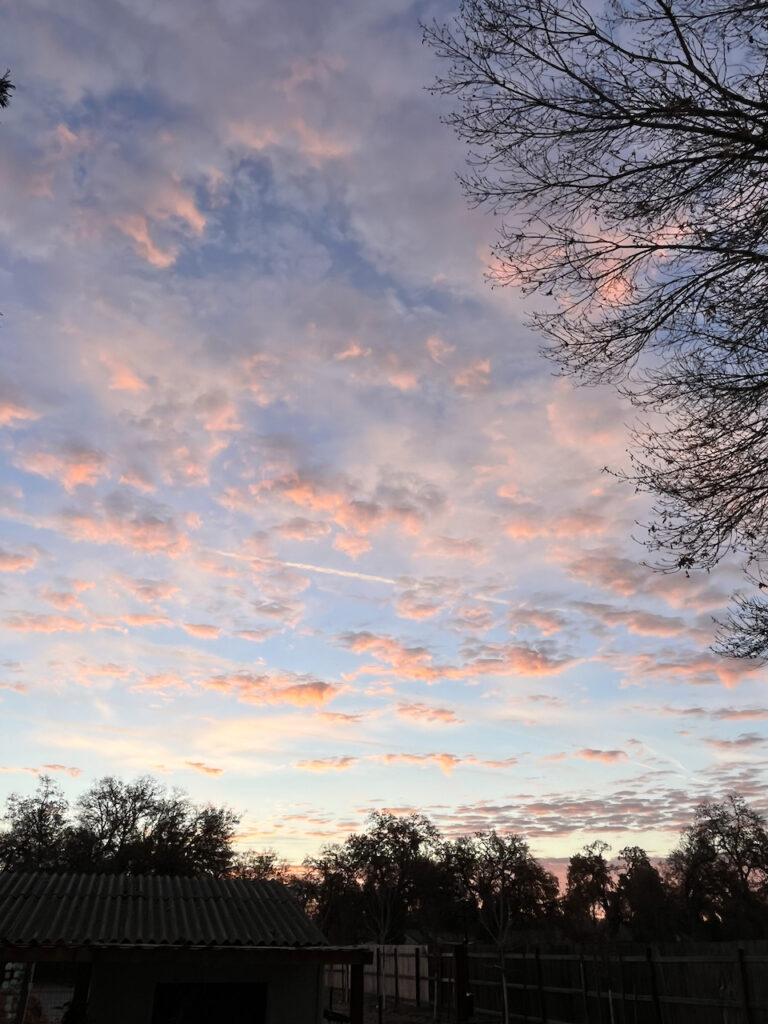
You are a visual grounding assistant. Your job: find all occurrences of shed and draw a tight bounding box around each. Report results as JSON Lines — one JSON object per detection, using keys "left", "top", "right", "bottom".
{"left": 0, "top": 872, "right": 370, "bottom": 1024}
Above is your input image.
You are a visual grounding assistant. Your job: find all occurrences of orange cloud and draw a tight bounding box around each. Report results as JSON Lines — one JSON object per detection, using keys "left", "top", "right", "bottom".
{"left": 199, "top": 671, "right": 337, "bottom": 708}
{"left": 185, "top": 760, "right": 224, "bottom": 775}
{"left": 42, "top": 764, "right": 82, "bottom": 777}
{"left": 338, "top": 630, "right": 437, "bottom": 679}
{"left": 182, "top": 622, "right": 221, "bottom": 639}
{"left": 382, "top": 752, "right": 518, "bottom": 775}
{"left": 122, "top": 613, "right": 173, "bottom": 627}
{"left": 295, "top": 756, "right": 358, "bottom": 771}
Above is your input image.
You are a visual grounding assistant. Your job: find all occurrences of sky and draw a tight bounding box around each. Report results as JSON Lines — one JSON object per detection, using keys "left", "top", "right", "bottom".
{"left": 0, "top": 0, "right": 766, "bottom": 868}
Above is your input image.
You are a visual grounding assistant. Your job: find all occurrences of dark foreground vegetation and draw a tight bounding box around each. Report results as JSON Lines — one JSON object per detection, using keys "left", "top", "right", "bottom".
{"left": 2, "top": 776, "right": 768, "bottom": 945}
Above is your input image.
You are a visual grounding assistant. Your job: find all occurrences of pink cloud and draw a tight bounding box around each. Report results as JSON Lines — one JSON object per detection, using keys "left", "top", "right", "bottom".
{"left": 117, "top": 576, "right": 179, "bottom": 604}
{"left": 574, "top": 748, "right": 629, "bottom": 764}
{"left": 703, "top": 733, "right": 766, "bottom": 751}
{"left": 334, "top": 340, "right": 371, "bottom": 360}
{"left": 236, "top": 627, "right": 279, "bottom": 643}
{"left": 38, "top": 588, "right": 81, "bottom": 610}
{"left": 0, "top": 548, "right": 36, "bottom": 573}
{"left": 618, "top": 651, "right": 759, "bottom": 689}
{"left": 58, "top": 492, "right": 187, "bottom": 556}
{"left": 194, "top": 390, "right": 241, "bottom": 432}
{"left": 134, "top": 671, "right": 189, "bottom": 693}
{"left": 17, "top": 444, "right": 109, "bottom": 491}
{"left": 462, "top": 641, "right": 578, "bottom": 678}
{"left": 317, "top": 711, "right": 362, "bottom": 724}
{"left": 333, "top": 533, "right": 372, "bottom": 558}
{"left": 0, "top": 399, "right": 39, "bottom": 427}
{"left": 115, "top": 180, "right": 206, "bottom": 268}
{"left": 4, "top": 613, "right": 85, "bottom": 633}
{"left": 277, "top": 517, "right": 331, "bottom": 542}
{"left": 116, "top": 214, "right": 176, "bottom": 268}
{"left": 419, "top": 536, "right": 486, "bottom": 562}
{"left": 426, "top": 335, "right": 455, "bottom": 364}
{"left": 396, "top": 702, "right": 462, "bottom": 724}
{"left": 454, "top": 358, "right": 490, "bottom": 395}
{"left": 510, "top": 607, "right": 567, "bottom": 636}
{"left": 101, "top": 354, "right": 147, "bottom": 392}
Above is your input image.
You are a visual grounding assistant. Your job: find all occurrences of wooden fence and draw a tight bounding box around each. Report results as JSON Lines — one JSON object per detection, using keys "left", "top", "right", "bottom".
{"left": 325, "top": 944, "right": 768, "bottom": 1024}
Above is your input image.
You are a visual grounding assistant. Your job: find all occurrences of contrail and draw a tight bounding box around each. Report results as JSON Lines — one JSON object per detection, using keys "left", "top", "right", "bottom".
{"left": 210, "top": 549, "right": 395, "bottom": 585}
{"left": 283, "top": 561, "right": 396, "bottom": 585}
{"left": 210, "top": 549, "right": 512, "bottom": 599}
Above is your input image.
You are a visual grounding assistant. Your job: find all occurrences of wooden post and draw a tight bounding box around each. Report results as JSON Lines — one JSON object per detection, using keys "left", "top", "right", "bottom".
{"left": 737, "top": 947, "right": 754, "bottom": 1024}
{"left": 617, "top": 953, "right": 627, "bottom": 1024}
{"left": 397, "top": 942, "right": 403, "bottom": 1007}
{"left": 646, "top": 947, "right": 663, "bottom": 1024}
{"left": 454, "top": 944, "right": 470, "bottom": 1024}
{"left": 534, "top": 948, "right": 548, "bottom": 1024}
{"left": 415, "top": 947, "right": 422, "bottom": 1008}
{"left": 580, "top": 956, "right": 591, "bottom": 1024}
{"left": 377, "top": 947, "right": 383, "bottom": 1024}
{"left": 593, "top": 952, "right": 605, "bottom": 1024}
{"left": 350, "top": 963, "right": 365, "bottom": 1024}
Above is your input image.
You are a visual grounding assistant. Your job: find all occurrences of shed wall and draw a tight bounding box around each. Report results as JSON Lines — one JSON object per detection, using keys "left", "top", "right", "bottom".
{"left": 86, "top": 960, "right": 322, "bottom": 1024}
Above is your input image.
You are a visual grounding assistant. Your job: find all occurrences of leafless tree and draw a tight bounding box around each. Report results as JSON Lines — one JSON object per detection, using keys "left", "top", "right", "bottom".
{"left": 425, "top": 0, "right": 768, "bottom": 654}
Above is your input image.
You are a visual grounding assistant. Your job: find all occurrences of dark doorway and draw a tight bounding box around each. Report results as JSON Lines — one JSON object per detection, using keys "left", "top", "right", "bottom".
{"left": 151, "top": 982, "right": 267, "bottom": 1024}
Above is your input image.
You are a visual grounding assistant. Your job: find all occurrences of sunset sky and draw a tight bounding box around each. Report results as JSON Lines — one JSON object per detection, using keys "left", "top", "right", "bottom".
{"left": 0, "top": 0, "right": 766, "bottom": 867}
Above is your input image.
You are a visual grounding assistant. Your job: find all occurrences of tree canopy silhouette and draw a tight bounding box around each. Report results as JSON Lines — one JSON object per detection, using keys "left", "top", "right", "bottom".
{"left": 0, "top": 775, "right": 239, "bottom": 877}
{"left": 0, "top": 71, "right": 13, "bottom": 110}
{"left": 425, "top": 0, "right": 768, "bottom": 655}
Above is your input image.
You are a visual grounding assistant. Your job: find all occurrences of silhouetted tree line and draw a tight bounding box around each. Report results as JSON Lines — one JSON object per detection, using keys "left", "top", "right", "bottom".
{"left": 2, "top": 778, "right": 768, "bottom": 944}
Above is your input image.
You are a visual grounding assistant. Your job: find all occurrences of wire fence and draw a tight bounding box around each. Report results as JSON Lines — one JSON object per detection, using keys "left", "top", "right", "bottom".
{"left": 325, "top": 943, "right": 768, "bottom": 1024}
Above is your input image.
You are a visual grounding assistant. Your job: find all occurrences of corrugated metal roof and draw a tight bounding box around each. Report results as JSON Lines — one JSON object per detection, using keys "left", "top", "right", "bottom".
{"left": 0, "top": 873, "right": 327, "bottom": 949}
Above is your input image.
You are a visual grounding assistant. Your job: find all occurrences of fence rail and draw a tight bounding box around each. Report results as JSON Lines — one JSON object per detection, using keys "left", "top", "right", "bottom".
{"left": 325, "top": 943, "right": 768, "bottom": 1024}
